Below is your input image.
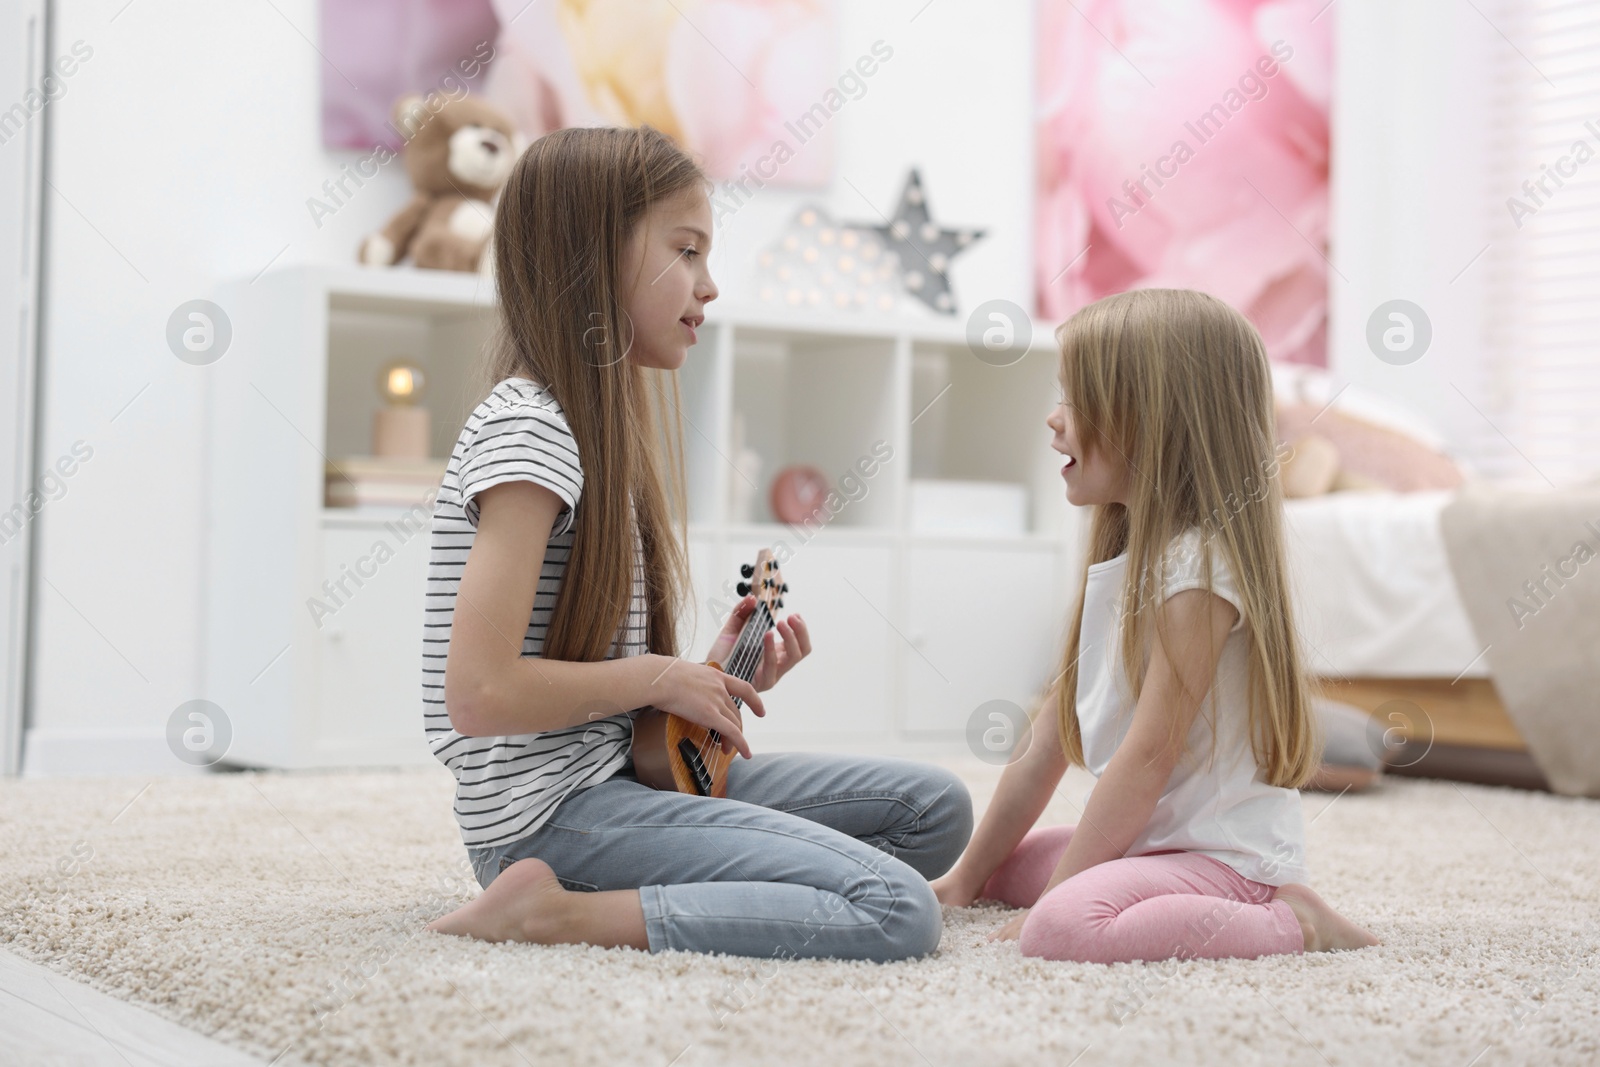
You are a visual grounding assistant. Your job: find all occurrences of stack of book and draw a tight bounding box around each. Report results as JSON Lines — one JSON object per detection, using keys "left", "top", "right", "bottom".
{"left": 325, "top": 456, "right": 448, "bottom": 509}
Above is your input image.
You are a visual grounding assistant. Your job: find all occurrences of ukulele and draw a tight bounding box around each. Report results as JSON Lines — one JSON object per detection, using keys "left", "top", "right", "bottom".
{"left": 631, "top": 549, "right": 788, "bottom": 797}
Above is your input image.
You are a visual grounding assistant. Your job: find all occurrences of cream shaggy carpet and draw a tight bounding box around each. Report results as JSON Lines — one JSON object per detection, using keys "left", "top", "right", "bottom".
{"left": 2, "top": 757, "right": 1598, "bottom": 1067}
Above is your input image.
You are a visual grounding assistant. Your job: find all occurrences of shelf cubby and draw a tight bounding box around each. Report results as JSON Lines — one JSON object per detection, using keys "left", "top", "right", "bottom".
{"left": 323, "top": 307, "right": 491, "bottom": 464}
{"left": 908, "top": 338, "right": 1068, "bottom": 539}
{"left": 727, "top": 326, "right": 900, "bottom": 530}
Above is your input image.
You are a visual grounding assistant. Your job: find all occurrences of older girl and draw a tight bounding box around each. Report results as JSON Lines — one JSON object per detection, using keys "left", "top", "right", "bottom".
{"left": 424, "top": 126, "right": 970, "bottom": 961}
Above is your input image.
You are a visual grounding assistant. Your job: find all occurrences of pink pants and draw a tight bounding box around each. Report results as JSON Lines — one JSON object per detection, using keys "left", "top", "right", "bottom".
{"left": 982, "top": 825, "right": 1304, "bottom": 964}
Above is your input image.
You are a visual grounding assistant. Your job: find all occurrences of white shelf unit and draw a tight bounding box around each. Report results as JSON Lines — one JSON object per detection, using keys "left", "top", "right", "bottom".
{"left": 204, "top": 265, "right": 1083, "bottom": 768}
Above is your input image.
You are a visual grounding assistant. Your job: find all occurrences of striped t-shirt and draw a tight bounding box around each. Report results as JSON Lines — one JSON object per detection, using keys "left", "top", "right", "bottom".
{"left": 422, "top": 377, "right": 648, "bottom": 849}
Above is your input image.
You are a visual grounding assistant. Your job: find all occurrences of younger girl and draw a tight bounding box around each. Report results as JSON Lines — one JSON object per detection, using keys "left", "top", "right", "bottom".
{"left": 931, "top": 289, "right": 1378, "bottom": 964}
{"left": 423, "top": 126, "right": 971, "bottom": 961}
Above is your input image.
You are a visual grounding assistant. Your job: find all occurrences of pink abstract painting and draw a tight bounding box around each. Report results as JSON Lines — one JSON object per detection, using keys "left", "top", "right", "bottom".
{"left": 1035, "top": 0, "right": 1334, "bottom": 365}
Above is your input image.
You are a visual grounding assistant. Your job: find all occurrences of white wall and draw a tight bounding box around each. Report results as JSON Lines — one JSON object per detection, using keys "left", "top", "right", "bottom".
{"left": 24, "top": 0, "right": 1037, "bottom": 774}
{"left": 1326, "top": 1, "right": 1497, "bottom": 464}
{"left": 29, "top": 0, "right": 1508, "bottom": 775}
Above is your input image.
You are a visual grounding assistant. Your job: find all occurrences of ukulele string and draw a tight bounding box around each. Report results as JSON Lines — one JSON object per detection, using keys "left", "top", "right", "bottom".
{"left": 700, "top": 603, "right": 763, "bottom": 750}
{"left": 706, "top": 599, "right": 776, "bottom": 778}
{"left": 724, "top": 600, "right": 774, "bottom": 692}
{"left": 708, "top": 601, "right": 769, "bottom": 775}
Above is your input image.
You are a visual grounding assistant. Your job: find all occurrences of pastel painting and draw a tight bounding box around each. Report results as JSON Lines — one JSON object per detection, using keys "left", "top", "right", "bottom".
{"left": 1035, "top": 0, "right": 1333, "bottom": 364}
{"left": 321, "top": 0, "right": 839, "bottom": 187}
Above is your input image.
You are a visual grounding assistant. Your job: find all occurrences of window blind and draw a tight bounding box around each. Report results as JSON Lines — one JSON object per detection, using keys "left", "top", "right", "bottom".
{"left": 1481, "top": 0, "right": 1600, "bottom": 488}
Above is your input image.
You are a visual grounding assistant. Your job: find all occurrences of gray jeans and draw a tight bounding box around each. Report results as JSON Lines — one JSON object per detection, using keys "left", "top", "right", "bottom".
{"left": 467, "top": 752, "right": 973, "bottom": 962}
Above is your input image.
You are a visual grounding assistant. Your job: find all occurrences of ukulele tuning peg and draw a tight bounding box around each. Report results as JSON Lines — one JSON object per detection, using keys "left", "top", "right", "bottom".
{"left": 740, "top": 563, "right": 754, "bottom": 578}
{"left": 777, "top": 598, "right": 785, "bottom": 609}
{"left": 736, "top": 582, "right": 751, "bottom": 596}
{"left": 781, "top": 583, "right": 789, "bottom": 592}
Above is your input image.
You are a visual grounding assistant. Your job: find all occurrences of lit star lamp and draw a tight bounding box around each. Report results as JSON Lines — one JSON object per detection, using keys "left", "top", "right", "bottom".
{"left": 753, "top": 205, "right": 907, "bottom": 314}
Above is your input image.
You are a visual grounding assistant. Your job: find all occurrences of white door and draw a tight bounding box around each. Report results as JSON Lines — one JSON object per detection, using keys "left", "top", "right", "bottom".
{"left": 723, "top": 530, "right": 896, "bottom": 750}
{"left": 902, "top": 543, "right": 1066, "bottom": 736}
{"left": 0, "top": 1, "right": 48, "bottom": 777}
{"left": 315, "top": 521, "right": 436, "bottom": 766}
{"left": 678, "top": 530, "right": 721, "bottom": 668}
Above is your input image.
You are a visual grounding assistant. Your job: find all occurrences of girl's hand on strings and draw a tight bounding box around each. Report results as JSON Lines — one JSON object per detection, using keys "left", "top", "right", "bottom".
{"left": 702, "top": 596, "right": 753, "bottom": 669}
{"left": 650, "top": 655, "right": 762, "bottom": 758}
{"left": 705, "top": 595, "right": 812, "bottom": 693}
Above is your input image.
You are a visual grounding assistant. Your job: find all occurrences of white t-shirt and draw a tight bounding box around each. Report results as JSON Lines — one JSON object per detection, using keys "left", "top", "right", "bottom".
{"left": 1074, "top": 527, "right": 1308, "bottom": 886}
{"left": 422, "top": 378, "right": 648, "bottom": 850}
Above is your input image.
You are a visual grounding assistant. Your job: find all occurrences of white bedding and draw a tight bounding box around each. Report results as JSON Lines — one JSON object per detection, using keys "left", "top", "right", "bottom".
{"left": 1283, "top": 490, "right": 1487, "bottom": 679}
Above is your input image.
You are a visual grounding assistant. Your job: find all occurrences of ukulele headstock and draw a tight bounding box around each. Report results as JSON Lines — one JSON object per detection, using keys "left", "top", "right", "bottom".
{"left": 735, "top": 549, "right": 788, "bottom": 619}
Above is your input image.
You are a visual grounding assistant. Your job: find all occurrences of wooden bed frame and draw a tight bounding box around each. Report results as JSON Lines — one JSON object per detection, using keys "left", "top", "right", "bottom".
{"left": 1317, "top": 677, "right": 1549, "bottom": 791}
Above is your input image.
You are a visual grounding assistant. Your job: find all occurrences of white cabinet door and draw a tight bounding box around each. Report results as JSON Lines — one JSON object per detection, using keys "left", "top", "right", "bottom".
{"left": 314, "top": 522, "right": 436, "bottom": 765}
{"left": 903, "top": 543, "right": 1065, "bottom": 735}
{"left": 719, "top": 532, "right": 896, "bottom": 746}
{"left": 680, "top": 531, "right": 721, "bottom": 664}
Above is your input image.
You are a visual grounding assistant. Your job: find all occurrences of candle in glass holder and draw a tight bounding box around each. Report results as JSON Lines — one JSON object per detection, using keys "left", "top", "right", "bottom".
{"left": 373, "top": 359, "right": 430, "bottom": 459}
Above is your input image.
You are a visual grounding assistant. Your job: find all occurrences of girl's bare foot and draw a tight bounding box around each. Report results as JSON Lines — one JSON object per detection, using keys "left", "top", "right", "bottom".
{"left": 426, "top": 857, "right": 577, "bottom": 944}
{"left": 426, "top": 858, "right": 649, "bottom": 950}
{"left": 1272, "top": 884, "right": 1380, "bottom": 952}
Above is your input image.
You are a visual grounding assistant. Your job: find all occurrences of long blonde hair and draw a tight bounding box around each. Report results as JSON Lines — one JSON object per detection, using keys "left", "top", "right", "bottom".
{"left": 1052, "top": 289, "right": 1319, "bottom": 788}
{"left": 483, "top": 125, "right": 698, "bottom": 662}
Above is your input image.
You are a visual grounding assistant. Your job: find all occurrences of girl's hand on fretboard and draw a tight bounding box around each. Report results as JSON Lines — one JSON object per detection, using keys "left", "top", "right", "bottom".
{"left": 705, "top": 595, "right": 811, "bottom": 693}
{"left": 703, "top": 594, "right": 758, "bottom": 669}
{"left": 752, "top": 610, "right": 810, "bottom": 692}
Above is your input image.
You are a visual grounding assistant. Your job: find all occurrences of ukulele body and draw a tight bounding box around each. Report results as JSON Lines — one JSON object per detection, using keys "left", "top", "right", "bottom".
{"left": 632, "top": 699, "right": 733, "bottom": 797}
{"left": 629, "top": 550, "right": 786, "bottom": 798}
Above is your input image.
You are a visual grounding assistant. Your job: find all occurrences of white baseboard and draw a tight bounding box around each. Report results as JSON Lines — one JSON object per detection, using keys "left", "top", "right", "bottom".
{"left": 20, "top": 730, "right": 211, "bottom": 778}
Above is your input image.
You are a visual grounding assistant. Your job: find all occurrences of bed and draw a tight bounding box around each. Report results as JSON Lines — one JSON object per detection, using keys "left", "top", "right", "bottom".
{"left": 1263, "top": 353, "right": 1595, "bottom": 790}
{"left": 1283, "top": 490, "right": 1538, "bottom": 786}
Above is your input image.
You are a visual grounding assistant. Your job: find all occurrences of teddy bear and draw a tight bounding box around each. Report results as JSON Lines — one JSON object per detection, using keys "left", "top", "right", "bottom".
{"left": 1271, "top": 364, "right": 1466, "bottom": 498}
{"left": 359, "top": 94, "right": 521, "bottom": 273}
